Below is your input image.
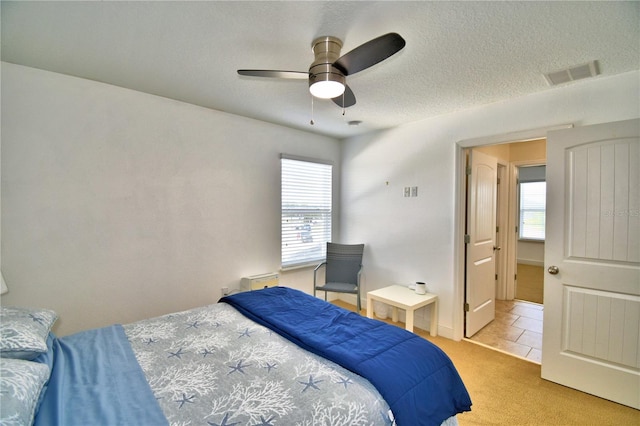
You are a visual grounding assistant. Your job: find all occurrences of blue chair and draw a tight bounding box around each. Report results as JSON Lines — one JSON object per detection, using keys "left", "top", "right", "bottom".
{"left": 314, "top": 243, "right": 365, "bottom": 313}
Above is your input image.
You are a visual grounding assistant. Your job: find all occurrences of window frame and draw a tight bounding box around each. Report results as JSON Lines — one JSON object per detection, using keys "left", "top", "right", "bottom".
{"left": 518, "top": 179, "right": 546, "bottom": 242}
{"left": 280, "top": 155, "right": 333, "bottom": 269}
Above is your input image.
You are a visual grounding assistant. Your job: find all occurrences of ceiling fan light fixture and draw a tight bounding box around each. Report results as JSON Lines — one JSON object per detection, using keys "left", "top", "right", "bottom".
{"left": 309, "top": 78, "right": 345, "bottom": 99}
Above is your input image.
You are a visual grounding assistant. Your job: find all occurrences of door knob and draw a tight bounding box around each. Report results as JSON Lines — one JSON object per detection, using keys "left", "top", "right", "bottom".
{"left": 493, "top": 246, "right": 501, "bottom": 251}
{"left": 548, "top": 265, "right": 559, "bottom": 275}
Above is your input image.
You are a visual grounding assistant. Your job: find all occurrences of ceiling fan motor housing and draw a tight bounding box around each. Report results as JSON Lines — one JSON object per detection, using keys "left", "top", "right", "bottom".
{"left": 309, "top": 36, "right": 346, "bottom": 94}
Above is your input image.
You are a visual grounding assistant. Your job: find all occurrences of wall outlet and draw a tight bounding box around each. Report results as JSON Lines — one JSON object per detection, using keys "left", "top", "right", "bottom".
{"left": 221, "top": 287, "right": 229, "bottom": 296}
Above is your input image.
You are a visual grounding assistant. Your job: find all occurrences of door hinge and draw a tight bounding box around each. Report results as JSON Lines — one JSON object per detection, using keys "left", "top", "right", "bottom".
{"left": 466, "top": 166, "right": 472, "bottom": 176}
{"left": 515, "top": 225, "right": 519, "bottom": 233}
{"left": 514, "top": 274, "right": 517, "bottom": 281}
{"left": 495, "top": 273, "right": 498, "bottom": 280}
{"left": 497, "top": 176, "right": 501, "bottom": 184}
{"left": 464, "top": 303, "right": 470, "bottom": 312}
{"left": 496, "top": 226, "right": 499, "bottom": 233}
{"left": 464, "top": 234, "right": 470, "bottom": 244}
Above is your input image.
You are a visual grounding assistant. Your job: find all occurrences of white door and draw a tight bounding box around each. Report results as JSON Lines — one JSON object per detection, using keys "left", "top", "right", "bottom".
{"left": 465, "top": 149, "right": 498, "bottom": 337}
{"left": 542, "top": 119, "right": 640, "bottom": 409}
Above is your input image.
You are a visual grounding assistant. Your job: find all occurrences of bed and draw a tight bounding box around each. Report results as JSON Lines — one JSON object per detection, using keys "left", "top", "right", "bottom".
{"left": 1, "top": 286, "right": 471, "bottom": 425}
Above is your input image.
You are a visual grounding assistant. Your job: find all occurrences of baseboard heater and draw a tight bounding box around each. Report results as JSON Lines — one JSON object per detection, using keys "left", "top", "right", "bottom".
{"left": 240, "top": 272, "right": 280, "bottom": 291}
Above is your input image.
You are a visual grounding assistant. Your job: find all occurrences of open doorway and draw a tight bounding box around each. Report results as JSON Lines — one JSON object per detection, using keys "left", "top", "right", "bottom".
{"left": 514, "top": 164, "right": 546, "bottom": 305}
{"left": 464, "top": 139, "right": 546, "bottom": 363}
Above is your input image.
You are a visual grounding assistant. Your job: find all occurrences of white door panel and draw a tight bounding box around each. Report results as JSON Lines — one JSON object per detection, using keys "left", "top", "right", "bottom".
{"left": 465, "top": 150, "right": 498, "bottom": 337}
{"left": 542, "top": 118, "right": 640, "bottom": 409}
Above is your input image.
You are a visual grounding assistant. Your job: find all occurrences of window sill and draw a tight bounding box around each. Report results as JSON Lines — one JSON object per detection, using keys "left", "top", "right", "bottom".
{"left": 280, "top": 262, "right": 323, "bottom": 272}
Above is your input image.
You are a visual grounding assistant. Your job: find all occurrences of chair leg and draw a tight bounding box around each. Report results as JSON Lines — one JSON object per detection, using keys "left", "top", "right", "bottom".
{"left": 356, "top": 293, "right": 361, "bottom": 314}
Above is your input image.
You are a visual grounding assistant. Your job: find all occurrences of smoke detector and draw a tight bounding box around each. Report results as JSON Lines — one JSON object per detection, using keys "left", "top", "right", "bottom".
{"left": 544, "top": 60, "right": 599, "bottom": 86}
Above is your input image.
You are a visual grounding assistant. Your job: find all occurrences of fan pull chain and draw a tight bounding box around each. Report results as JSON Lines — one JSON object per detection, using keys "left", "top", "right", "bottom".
{"left": 342, "top": 92, "right": 346, "bottom": 116}
{"left": 310, "top": 96, "right": 314, "bottom": 125}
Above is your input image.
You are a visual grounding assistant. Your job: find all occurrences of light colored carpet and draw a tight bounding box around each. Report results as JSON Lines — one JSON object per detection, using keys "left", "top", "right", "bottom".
{"left": 429, "top": 335, "right": 638, "bottom": 425}
{"left": 333, "top": 300, "right": 639, "bottom": 425}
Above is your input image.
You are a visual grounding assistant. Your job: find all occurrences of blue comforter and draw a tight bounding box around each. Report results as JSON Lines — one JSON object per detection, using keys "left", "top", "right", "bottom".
{"left": 220, "top": 287, "right": 472, "bottom": 426}
{"left": 34, "top": 325, "right": 168, "bottom": 426}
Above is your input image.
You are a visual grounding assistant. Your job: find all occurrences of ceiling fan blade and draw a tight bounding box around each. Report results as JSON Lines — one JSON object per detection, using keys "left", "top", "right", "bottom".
{"left": 237, "top": 70, "right": 308, "bottom": 79}
{"left": 331, "top": 84, "right": 356, "bottom": 108}
{"left": 333, "top": 33, "right": 406, "bottom": 76}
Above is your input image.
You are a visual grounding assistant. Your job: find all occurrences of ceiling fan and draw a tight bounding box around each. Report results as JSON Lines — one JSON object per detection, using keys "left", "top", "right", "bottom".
{"left": 237, "top": 33, "right": 406, "bottom": 108}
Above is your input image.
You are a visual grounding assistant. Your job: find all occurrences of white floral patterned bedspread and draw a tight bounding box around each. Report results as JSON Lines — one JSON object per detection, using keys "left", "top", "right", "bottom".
{"left": 123, "top": 302, "right": 393, "bottom": 426}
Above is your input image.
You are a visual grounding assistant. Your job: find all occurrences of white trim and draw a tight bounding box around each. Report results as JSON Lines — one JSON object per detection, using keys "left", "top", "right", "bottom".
{"left": 437, "top": 325, "right": 455, "bottom": 340}
{"left": 517, "top": 259, "right": 544, "bottom": 267}
{"left": 280, "top": 263, "right": 317, "bottom": 272}
{"left": 452, "top": 146, "right": 468, "bottom": 341}
{"left": 505, "top": 163, "right": 519, "bottom": 299}
{"left": 0, "top": 272, "right": 8, "bottom": 295}
{"left": 454, "top": 123, "right": 573, "bottom": 340}
{"left": 495, "top": 162, "right": 509, "bottom": 300}
{"left": 464, "top": 338, "right": 541, "bottom": 364}
{"left": 457, "top": 124, "right": 573, "bottom": 148}
{"left": 280, "top": 153, "right": 334, "bottom": 166}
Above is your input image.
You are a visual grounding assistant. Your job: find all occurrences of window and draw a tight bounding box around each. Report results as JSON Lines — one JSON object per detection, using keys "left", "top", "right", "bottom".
{"left": 281, "top": 156, "right": 332, "bottom": 268}
{"left": 519, "top": 181, "right": 546, "bottom": 241}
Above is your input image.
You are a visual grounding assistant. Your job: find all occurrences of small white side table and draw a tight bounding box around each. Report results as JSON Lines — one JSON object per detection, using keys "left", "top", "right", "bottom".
{"left": 366, "top": 285, "right": 438, "bottom": 335}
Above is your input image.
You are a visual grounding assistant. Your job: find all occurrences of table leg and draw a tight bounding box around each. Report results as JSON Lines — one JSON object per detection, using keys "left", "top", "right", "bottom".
{"left": 429, "top": 299, "right": 438, "bottom": 336}
{"left": 405, "top": 309, "right": 414, "bottom": 332}
{"left": 366, "top": 297, "right": 374, "bottom": 319}
{"left": 391, "top": 306, "right": 399, "bottom": 323}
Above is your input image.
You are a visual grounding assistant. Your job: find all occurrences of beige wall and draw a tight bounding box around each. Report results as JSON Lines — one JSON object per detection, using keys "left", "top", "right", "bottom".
{"left": 475, "top": 138, "right": 546, "bottom": 162}
{"left": 510, "top": 138, "right": 546, "bottom": 161}
{"left": 473, "top": 143, "right": 511, "bottom": 163}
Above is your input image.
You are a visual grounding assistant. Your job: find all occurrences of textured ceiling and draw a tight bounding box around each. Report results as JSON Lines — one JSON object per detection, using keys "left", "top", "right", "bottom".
{"left": 2, "top": 1, "right": 638, "bottom": 139}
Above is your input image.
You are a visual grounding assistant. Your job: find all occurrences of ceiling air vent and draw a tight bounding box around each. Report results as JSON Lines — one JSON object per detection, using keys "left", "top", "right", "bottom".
{"left": 544, "top": 60, "right": 599, "bottom": 86}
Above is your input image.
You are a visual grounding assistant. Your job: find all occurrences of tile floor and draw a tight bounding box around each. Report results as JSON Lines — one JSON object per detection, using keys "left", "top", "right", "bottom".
{"left": 467, "top": 299, "right": 543, "bottom": 363}
{"left": 334, "top": 297, "right": 544, "bottom": 364}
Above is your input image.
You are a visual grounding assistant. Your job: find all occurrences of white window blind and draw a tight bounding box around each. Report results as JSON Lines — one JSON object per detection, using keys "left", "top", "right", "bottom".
{"left": 281, "top": 157, "right": 332, "bottom": 268}
{"left": 519, "top": 181, "right": 546, "bottom": 240}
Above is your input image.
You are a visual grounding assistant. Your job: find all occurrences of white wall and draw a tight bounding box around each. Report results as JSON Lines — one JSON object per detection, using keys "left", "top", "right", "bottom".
{"left": 1, "top": 63, "right": 341, "bottom": 336}
{"left": 341, "top": 70, "right": 640, "bottom": 338}
{"left": 518, "top": 242, "right": 544, "bottom": 266}
{"left": 2, "top": 62, "right": 639, "bottom": 339}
